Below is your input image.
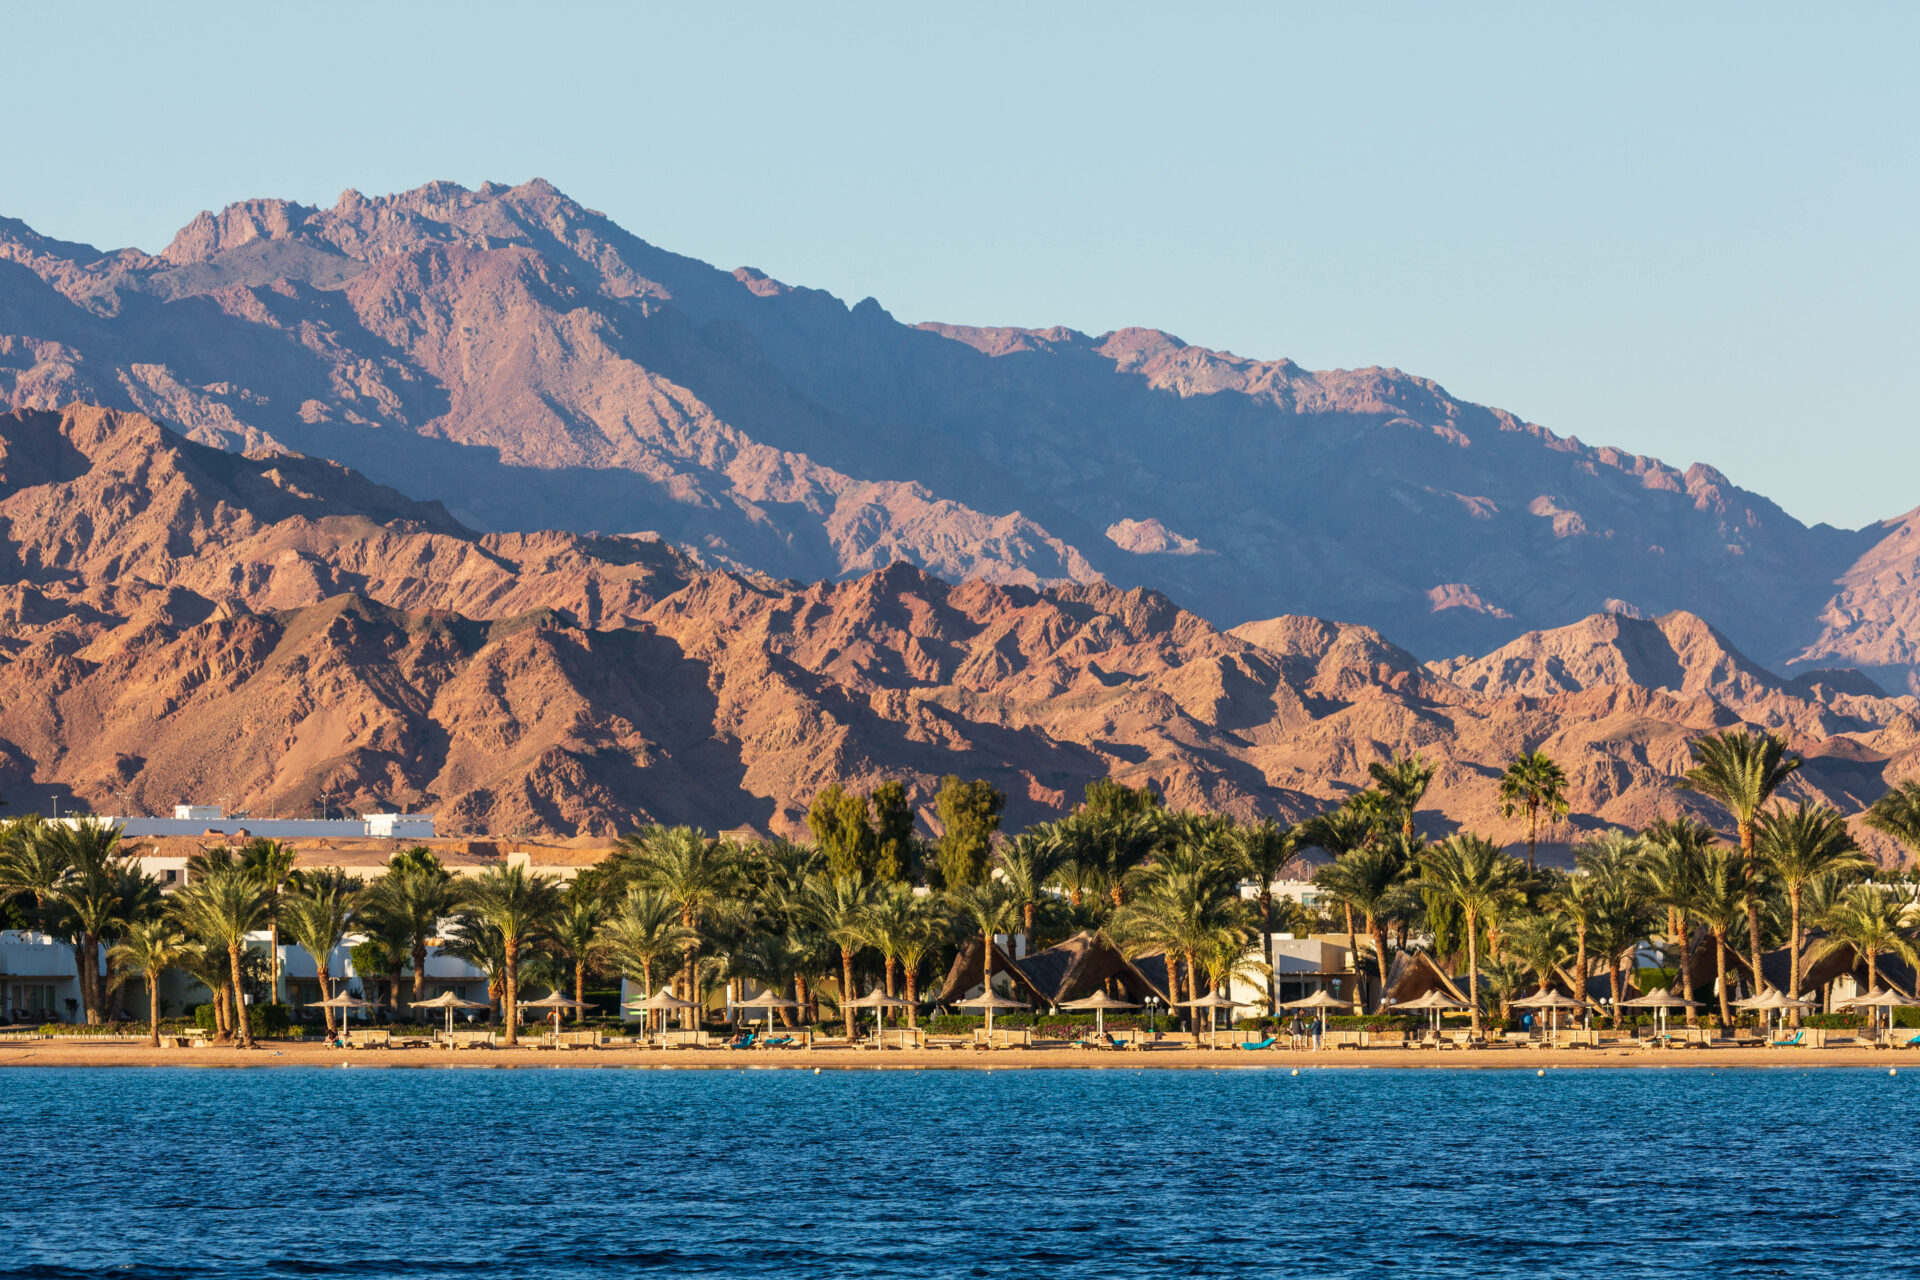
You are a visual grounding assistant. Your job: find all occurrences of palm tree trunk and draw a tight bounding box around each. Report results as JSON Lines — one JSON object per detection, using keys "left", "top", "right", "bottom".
{"left": 1573, "top": 926, "right": 1588, "bottom": 1005}
{"left": 1741, "top": 820, "right": 1764, "bottom": 993}
{"left": 389, "top": 960, "right": 405, "bottom": 1021}
{"left": 1342, "top": 902, "right": 1359, "bottom": 980}
{"left": 681, "top": 944, "right": 698, "bottom": 1031}
{"left": 640, "top": 959, "right": 654, "bottom": 1035}
{"left": 841, "top": 946, "right": 856, "bottom": 1039}
{"left": 575, "top": 960, "right": 588, "bottom": 1024}
{"left": 885, "top": 955, "right": 898, "bottom": 1000}
{"left": 1526, "top": 802, "right": 1539, "bottom": 872}
{"left": 82, "top": 934, "right": 103, "bottom": 1024}
{"left": 216, "top": 980, "right": 232, "bottom": 1040}
{"left": 1787, "top": 884, "right": 1803, "bottom": 1026}
{"left": 1466, "top": 908, "right": 1482, "bottom": 1036}
{"left": 229, "top": 942, "right": 253, "bottom": 1048}
{"left": 317, "top": 964, "right": 335, "bottom": 1037}
{"left": 1260, "top": 887, "right": 1277, "bottom": 1015}
{"left": 1608, "top": 957, "right": 1624, "bottom": 1031}
{"left": 413, "top": 943, "right": 429, "bottom": 1018}
{"left": 905, "top": 965, "right": 920, "bottom": 1029}
{"left": 1677, "top": 918, "right": 1698, "bottom": 1027}
{"left": 1024, "top": 900, "right": 1037, "bottom": 957}
{"left": 503, "top": 936, "right": 520, "bottom": 1047}
{"left": 795, "top": 973, "right": 812, "bottom": 1028}
{"left": 1184, "top": 949, "right": 1198, "bottom": 1031}
{"left": 1369, "top": 915, "right": 1392, "bottom": 1011}
{"left": 147, "top": 969, "right": 162, "bottom": 1048}
{"left": 1712, "top": 929, "right": 1732, "bottom": 1029}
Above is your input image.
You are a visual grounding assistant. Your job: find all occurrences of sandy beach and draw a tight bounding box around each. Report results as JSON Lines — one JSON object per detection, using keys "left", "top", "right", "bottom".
{"left": 1, "top": 1038, "right": 1909, "bottom": 1071}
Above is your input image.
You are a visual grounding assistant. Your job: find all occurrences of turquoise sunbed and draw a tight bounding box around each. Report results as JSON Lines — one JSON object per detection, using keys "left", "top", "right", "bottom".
{"left": 1236, "top": 1037, "right": 1278, "bottom": 1051}
{"left": 1768, "top": 1030, "right": 1803, "bottom": 1048}
{"left": 761, "top": 1035, "right": 795, "bottom": 1047}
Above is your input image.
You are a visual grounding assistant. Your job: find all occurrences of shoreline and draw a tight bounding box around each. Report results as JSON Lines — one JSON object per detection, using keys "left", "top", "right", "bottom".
{"left": 0, "top": 1039, "right": 1909, "bottom": 1071}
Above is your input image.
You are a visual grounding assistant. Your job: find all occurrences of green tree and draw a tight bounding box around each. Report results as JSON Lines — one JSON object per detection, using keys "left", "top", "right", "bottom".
{"left": 1686, "top": 846, "right": 1754, "bottom": 1026}
{"left": 599, "top": 887, "right": 695, "bottom": 1033}
{"left": 1416, "top": 834, "right": 1525, "bottom": 1035}
{"left": 173, "top": 852, "right": 271, "bottom": 1048}
{"left": 994, "top": 830, "right": 1066, "bottom": 956}
{"left": 109, "top": 919, "right": 191, "bottom": 1047}
{"left": 1499, "top": 750, "right": 1570, "bottom": 872}
{"left": 281, "top": 869, "right": 360, "bottom": 1037}
{"left": 371, "top": 847, "right": 457, "bottom": 1017}
{"left": 1639, "top": 818, "right": 1715, "bottom": 1023}
{"left": 799, "top": 873, "right": 881, "bottom": 1038}
{"left": 1311, "top": 846, "right": 1402, "bottom": 1007}
{"left": 1678, "top": 728, "right": 1801, "bottom": 988}
{"left": 1229, "top": 818, "right": 1299, "bottom": 1014}
{"left": 945, "top": 879, "right": 1020, "bottom": 1006}
{"left": 618, "top": 826, "right": 744, "bottom": 1029}
{"left": 1082, "top": 778, "right": 1162, "bottom": 822}
{"left": 459, "top": 864, "right": 564, "bottom": 1047}
{"left": 1369, "top": 751, "right": 1436, "bottom": 839}
{"left": 1757, "top": 801, "right": 1869, "bottom": 1010}
{"left": 1864, "top": 780, "right": 1920, "bottom": 858}
{"left": 1814, "top": 884, "right": 1918, "bottom": 998}
{"left": 551, "top": 891, "right": 607, "bottom": 1020}
{"left": 238, "top": 838, "right": 297, "bottom": 1006}
{"left": 934, "top": 776, "right": 1004, "bottom": 889}
{"left": 807, "top": 784, "right": 879, "bottom": 879}
{"left": 869, "top": 780, "right": 917, "bottom": 883}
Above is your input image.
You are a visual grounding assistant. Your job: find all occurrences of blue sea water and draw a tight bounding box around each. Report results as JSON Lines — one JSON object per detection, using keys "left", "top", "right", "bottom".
{"left": 0, "top": 1065, "right": 1911, "bottom": 1278}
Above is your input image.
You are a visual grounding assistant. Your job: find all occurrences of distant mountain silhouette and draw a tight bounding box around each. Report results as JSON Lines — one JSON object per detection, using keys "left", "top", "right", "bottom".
{"left": 1, "top": 179, "right": 1913, "bottom": 687}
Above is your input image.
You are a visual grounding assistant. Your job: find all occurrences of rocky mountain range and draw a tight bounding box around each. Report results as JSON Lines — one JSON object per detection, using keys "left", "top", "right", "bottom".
{"left": 2, "top": 405, "right": 1913, "bottom": 861}
{"left": 3, "top": 180, "right": 1915, "bottom": 691}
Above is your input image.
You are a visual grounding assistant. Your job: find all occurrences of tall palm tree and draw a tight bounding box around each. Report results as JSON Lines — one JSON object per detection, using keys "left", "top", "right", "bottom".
{"left": 551, "top": 894, "right": 607, "bottom": 1020}
{"left": 598, "top": 887, "right": 694, "bottom": 1033}
{"left": 174, "top": 941, "right": 232, "bottom": 1039}
{"left": 1756, "top": 801, "right": 1869, "bottom": 1009}
{"left": 945, "top": 878, "right": 1020, "bottom": 1003}
{"left": 1087, "top": 811, "right": 1165, "bottom": 908}
{"left": 109, "top": 918, "right": 191, "bottom": 1047}
{"left": 281, "top": 869, "right": 360, "bottom": 1037}
{"left": 1229, "top": 818, "right": 1298, "bottom": 1015}
{"left": 1814, "top": 884, "right": 1918, "bottom": 997}
{"left": 620, "top": 826, "right": 742, "bottom": 1028}
{"left": 1678, "top": 727, "right": 1801, "bottom": 986}
{"left": 800, "top": 874, "right": 882, "bottom": 1039}
{"left": 1687, "top": 846, "right": 1753, "bottom": 1027}
{"left": 32, "top": 819, "right": 152, "bottom": 1023}
{"left": 862, "top": 882, "right": 932, "bottom": 999}
{"left": 1503, "top": 911, "right": 1575, "bottom": 1000}
{"left": 1415, "top": 834, "right": 1525, "bottom": 1035}
{"left": 173, "top": 856, "right": 271, "bottom": 1048}
{"left": 239, "top": 838, "right": 297, "bottom": 1007}
{"left": 994, "top": 830, "right": 1065, "bottom": 956}
{"left": 1585, "top": 876, "right": 1657, "bottom": 1030}
{"left": 1113, "top": 850, "right": 1248, "bottom": 1020}
{"left": 1311, "top": 847, "right": 1401, "bottom": 1007}
{"left": 439, "top": 913, "right": 509, "bottom": 1021}
{"left": 1499, "top": 750, "right": 1570, "bottom": 872}
{"left": 1864, "top": 779, "right": 1920, "bottom": 857}
{"left": 1368, "top": 751, "right": 1436, "bottom": 839}
{"left": 1547, "top": 873, "right": 1598, "bottom": 1005}
{"left": 1301, "top": 804, "right": 1373, "bottom": 976}
{"left": 371, "top": 847, "right": 458, "bottom": 1017}
{"left": 460, "top": 864, "right": 563, "bottom": 1047}
{"left": 1639, "top": 818, "right": 1715, "bottom": 1023}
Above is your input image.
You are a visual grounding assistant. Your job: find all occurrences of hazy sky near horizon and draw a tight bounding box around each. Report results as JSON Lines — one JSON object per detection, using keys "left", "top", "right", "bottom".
{"left": 3, "top": 2, "right": 1913, "bottom": 529}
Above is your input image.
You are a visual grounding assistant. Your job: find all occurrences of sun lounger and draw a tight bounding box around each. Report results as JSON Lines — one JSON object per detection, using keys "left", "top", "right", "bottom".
{"left": 1236, "top": 1036, "right": 1278, "bottom": 1051}
{"left": 1768, "top": 1030, "right": 1804, "bottom": 1048}
{"left": 345, "top": 1029, "right": 390, "bottom": 1050}
{"left": 760, "top": 1035, "right": 796, "bottom": 1047}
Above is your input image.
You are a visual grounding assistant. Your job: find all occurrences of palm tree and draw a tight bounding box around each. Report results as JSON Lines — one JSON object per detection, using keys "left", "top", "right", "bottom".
{"left": 239, "top": 838, "right": 297, "bottom": 1008}
{"left": 439, "top": 913, "right": 509, "bottom": 1021}
{"left": 281, "top": 869, "right": 360, "bottom": 1037}
{"left": 1311, "top": 847, "right": 1401, "bottom": 1007}
{"left": 1814, "top": 884, "right": 1918, "bottom": 997}
{"left": 1229, "top": 818, "right": 1298, "bottom": 1014}
{"left": 1368, "top": 751, "right": 1436, "bottom": 839}
{"left": 173, "top": 855, "right": 271, "bottom": 1048}
{"left": 1302, "top": 804, "right": 1373, "bottom": 977}
{"left": 862, "top": 882, "right": 934, "bottom": 999}
{"left": 370, "top": 847, "right": 457, "bottom": 1018}
{"left": 1113, "top": 850, "right": 1248, "bottom": 1020}
{"left": 1639, "top": 818, "right": 1715, "bottom": 1023}
{"left": 1415, "top": 834, "right": 1525, "bottom": 1035}
{"left": 994, "top": 830, "right": 1065, "bottom": 956}
{"left": 599, "top": 888, "right": 694, "bottom": 1034}
{"left": 945, "top": 878, "right": 1020, "bottom": 1004}
{"left": 1756, "top": 801, "right": 1869, "bottom": 1009}
{"left": 174, "top": 941, "right": 232, "bottom": 1039}
{"left": 620, "top": 826, "right": 742, "bottom": 1028}
{"left": 1503, "top": 911, "right": 1575, "bottom": 1002}
{"left": 1864, "top": 779, "right": 1920, "bottom": 857}
{"left": 551, "top": 894, "right": 607, "bottom": 1020}
{"left": 799, "top": 874, "right": 881, "bottom": 1039}
{"left": 460, "top": 864, "right": 563, "bottom": 1047}
{"left": 109, "top": 918, "right": 191, "bottom": 1046}
{"left": 31, "top": 819, "right": 152, "bottom": 1023}
{"left": 1499, "top": 750, "right": 1570, "bottom": 872}
{"left": 1585, "top": 875, "right": 1657, "bottom": 1030}
{"left": 1678, "top": 728, "right": 1801, "bottom": 986}
{"left": 1687, "top": 846, "right": 1753, "bottom": 1027}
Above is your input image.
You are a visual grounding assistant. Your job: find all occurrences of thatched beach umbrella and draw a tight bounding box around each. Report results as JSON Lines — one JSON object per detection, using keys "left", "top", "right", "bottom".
{"left": 957, "top": 989, "right": 1028, "bottom": 1038}
{"left": 309, "top": 992, "right": 379, "bottom": 1035}
{"left": 1060, "top": 990, "right": 1138, "bottom": 1039}
{"left": 734, "top": 989, "right": 800, "bottom": 1033}
{"left": 1180, "top": 991, "right": 1246, "bottom": 1047}
{"left": 1282, "top": 990, "right": 1353, "bottom": 1048}
{"left": 1841, "top": 987, "right": 1920, "bottom": 1041}
{"left": 1620, "top": 987, "right": 1701, "bottom": 1040}
{"left": 1393, "top": 989, "right": 1470, "bottom": 1039}
{"left": 845, "top": 990, "right": 915, "bottom": 1043}
{"left": 1734, "top": 986, "right": 1815, "bottom": 1034}
{"left": 521, "top": 989, "right": 594, "bottom": 1041}
{"left": 629, "top": 988, "right": 700, "bottom": 1036}
{"left": 411, "top": 990, "right": 492, "bottom": 1037}
{"left": 1510, "top": 989, "right": 1592, "bottom": 1044}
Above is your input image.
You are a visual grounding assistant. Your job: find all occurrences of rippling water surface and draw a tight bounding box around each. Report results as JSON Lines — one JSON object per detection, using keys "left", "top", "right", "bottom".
{"left": 3, "top": 1065, "right": 1911, "bottom": 1277}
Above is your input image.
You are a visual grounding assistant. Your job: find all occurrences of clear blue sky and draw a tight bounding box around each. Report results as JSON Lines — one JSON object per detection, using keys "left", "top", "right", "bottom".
{"left": 3, "top": 2, "right": 1913, "bottom": 529}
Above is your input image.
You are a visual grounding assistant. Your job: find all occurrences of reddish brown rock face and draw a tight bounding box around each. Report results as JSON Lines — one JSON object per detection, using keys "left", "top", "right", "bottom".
{"left": 1, "top": 179, "right": 1913, "bottom": 689}
{"left": 1, "top": 405, "right": 1913, "bottom": 858}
